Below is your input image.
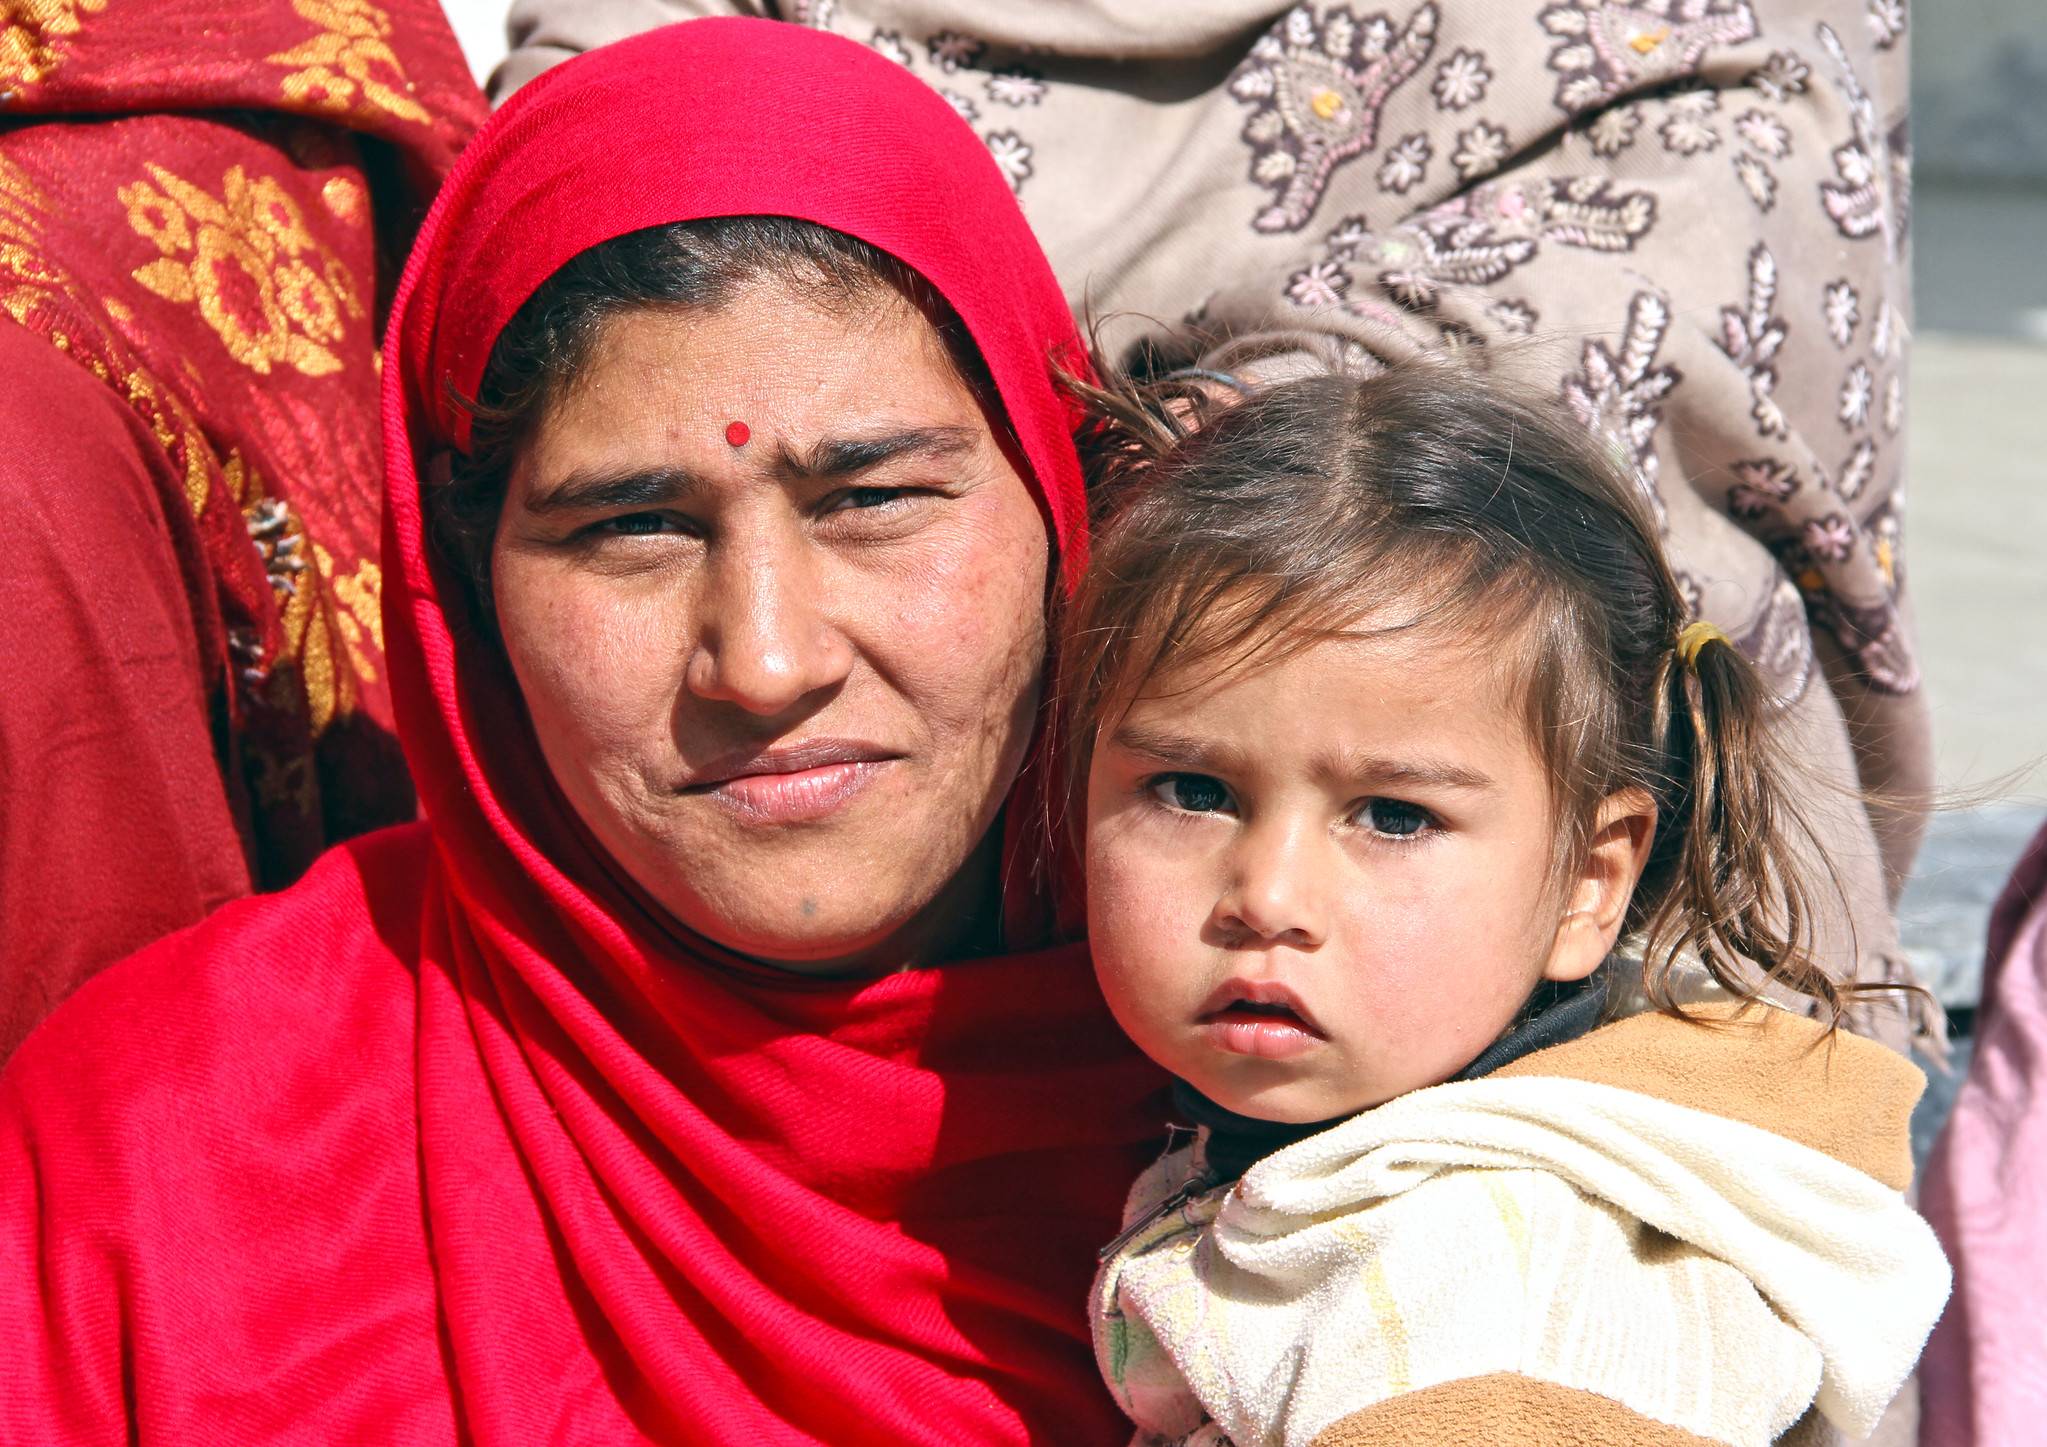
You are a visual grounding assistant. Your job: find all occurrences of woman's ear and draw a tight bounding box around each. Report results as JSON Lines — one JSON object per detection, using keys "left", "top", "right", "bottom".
{"left": 1543, "top": 788, "right": 1657, "bottom": 983}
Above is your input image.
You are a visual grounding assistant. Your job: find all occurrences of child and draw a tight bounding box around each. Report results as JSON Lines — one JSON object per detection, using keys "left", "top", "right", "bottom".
{"left": 1061, "top": 365, "right": 1949, "bottom": 1447}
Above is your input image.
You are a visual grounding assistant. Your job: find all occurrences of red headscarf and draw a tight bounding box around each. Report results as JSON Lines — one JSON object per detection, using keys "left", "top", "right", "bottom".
{"left": 1, "top": 17, "right": 1163, "bottom": 1446}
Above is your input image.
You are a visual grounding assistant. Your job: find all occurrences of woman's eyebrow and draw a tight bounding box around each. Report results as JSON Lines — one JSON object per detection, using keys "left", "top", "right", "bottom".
{"left": 780, "top": 425, "right": 978, "bottom": 479}
{"left": 523, "top": 465, "right": 703, "bottom": 515}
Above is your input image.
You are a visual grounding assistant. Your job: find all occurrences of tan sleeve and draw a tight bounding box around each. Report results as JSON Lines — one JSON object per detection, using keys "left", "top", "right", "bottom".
{"left": 1308, "top": 1374, "right": 1720, "bottom": 1447}
{"left": 1490, "top": 1003, "right": 1923, "bottom": 1190}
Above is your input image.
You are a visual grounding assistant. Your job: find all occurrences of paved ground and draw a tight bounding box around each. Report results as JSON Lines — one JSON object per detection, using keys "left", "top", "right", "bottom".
{"left": 1896, "top": 204, "right": 2047, "bottom": 1158}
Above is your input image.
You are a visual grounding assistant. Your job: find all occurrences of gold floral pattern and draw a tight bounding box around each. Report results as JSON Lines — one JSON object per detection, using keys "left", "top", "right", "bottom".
{"left": 0, "top": 0, "right": 107, "bottom": 94}
{"left": 123, "top": 162, "right": 366, "bottom": 376}
{"left": 317, "top": 542, "right": 383, "bottom": 683}
{"left": 267, "top": 0, "right": 430, "bottom": 124}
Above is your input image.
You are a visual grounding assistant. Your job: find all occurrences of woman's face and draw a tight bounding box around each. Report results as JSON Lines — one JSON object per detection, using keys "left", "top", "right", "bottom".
{"left": 491, "top": 278, "right": 1050, "bottom": 974}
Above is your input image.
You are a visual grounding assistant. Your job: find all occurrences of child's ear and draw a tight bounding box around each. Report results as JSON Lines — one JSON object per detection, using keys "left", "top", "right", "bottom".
{"left": 1543, "top": 789, "right": 1657, "bottom": 983}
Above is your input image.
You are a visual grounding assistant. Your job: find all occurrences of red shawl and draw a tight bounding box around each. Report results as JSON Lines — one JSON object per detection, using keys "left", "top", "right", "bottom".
{"left": 0, "top": 0, "right": 482, "bottom": 1052}
{"left": 0, "top": 18, "right": 1164, "bottom": 1446}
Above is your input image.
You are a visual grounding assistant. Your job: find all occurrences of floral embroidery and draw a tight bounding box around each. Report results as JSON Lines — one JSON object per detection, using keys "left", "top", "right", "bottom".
{"left": 927, "top": 29, "right": 984, "bottom": 73}
{"left": 1728, "top": 104, "right": 1790, "bottom": 212}
{"left": 1585, "top": 103, "right": 1642, "bottom": 157}
{"left": 986, "top": 130, "right": 1033, "bottom": 192}
{"left": 1538, "top": 0, "right": 1758, "bottom": 113}
{"left": 867, "top": 28, "right": 910, "bottom": 66}
{"left": 0, "top": 0, "right": 106, "bottom": 93}
{"left": 1659, "top": 86, "right": 1720, "bottom": 154}
{"left": 316, "top": 542, "right": 383, "bottom": 684}
{"left": 1823, "top": 279, "right": 1859, "bottom": 348}
{"left": 1734, "top": 109, "right": 1791, "bottom": 159}
{"left": 1287, "top": 259, "right": 1353, "bottom": 309}
{"left": 268, "top": 0, "right": 431, "bottom": 125}
{"left": 1839, "top": 360, "right": 1873, "bottom": 429}
{"left": 1376, "top": 132, "right": 1431, "bottom": 192}
{"left": 1456, "top": 174, "right": 1657, "bottom": 251}
{"left": 1716, "top": 243, "right": 1789, "bottom": 440}
{"left": 1451, "top": 119, "right": 1509, "bottom": 178}
{"left": 1866, "top": 0, "right": 1905, "bottom": 50}
{"left": 985, "top": 64, "right": 1046, "bottom": 107}
{"left": 1561, "top": 290, "right": 1680, "bottom": 521}
{"left": 1489, "top": 297, "right": 1539, "bottom": 333}
{"left": 1226, "top": 2, "right": 1439, "bottom": 233}
{"left": 1802, "top": 512, "right": 1857, "bottom": 563}
{"left": 1735, "top": 577, "right": 1815, "bottom": 708}
{"left": 1883, "top": 372, "right": 1903, "bottom": 435}
{"left": 1727, "top": 456, "right": 1800, "bottom": 519}
{"left": 1431, "top": 47, "right": 1490, "bottom": 110}
{"left": 241, "top": 491, "right": 377, "bottom": 739}
{"left": 1816, "top": 23, "right": 1909, "bottom": 251}
{"left": 1290, "top": 175, "right": 1655, "bottom": 318}
{"left": 123, "top": 163, "right": 366, "bottom": 376}
{"left": 1837, "top": 437, "right": 1877, "bottom": 499}
{"left": 1734, "top": 152, "right": 1776, "bottom": 211}
{"left": 940, "top": 88, "right": 977, "bottom": 123}
{"left": 1746, "top": 49, "right": 1811, "bottom": 102}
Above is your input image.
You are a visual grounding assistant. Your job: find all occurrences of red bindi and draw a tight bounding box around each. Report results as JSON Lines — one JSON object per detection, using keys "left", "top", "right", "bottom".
{"left": 725, "top": 420, "right": 750, "bottom": 447}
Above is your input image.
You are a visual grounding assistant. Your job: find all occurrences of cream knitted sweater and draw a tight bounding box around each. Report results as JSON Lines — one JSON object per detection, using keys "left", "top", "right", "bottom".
{"left": 1094, "top": 1004, "right": 1949, "bottom": 1447}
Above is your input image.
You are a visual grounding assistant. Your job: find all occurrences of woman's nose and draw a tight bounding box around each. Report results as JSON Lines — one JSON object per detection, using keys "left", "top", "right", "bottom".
{"left": 1212, "top": 821, "right": 1328, "bottom": 950}
{"left": 684, "top": 531, "right": 854, "bottom": 716}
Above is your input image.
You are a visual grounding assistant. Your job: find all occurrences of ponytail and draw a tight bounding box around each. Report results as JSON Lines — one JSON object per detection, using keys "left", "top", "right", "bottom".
{"left": 1637, "top": 625, "right": 1880, "bottom": 1024}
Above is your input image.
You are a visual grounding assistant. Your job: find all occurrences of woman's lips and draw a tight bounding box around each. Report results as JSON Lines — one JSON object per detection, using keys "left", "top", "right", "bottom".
{"left": 682, "top": 741, "right": 898, "bottom": 825}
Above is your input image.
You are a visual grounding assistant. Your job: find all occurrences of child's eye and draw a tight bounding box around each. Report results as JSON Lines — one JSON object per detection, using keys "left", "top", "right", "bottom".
{"left": 1356, "top": 797, "right": 1434, "bottom": 839}
{"left": 1148, "top": 773, "right": 1236, "bottom": 815}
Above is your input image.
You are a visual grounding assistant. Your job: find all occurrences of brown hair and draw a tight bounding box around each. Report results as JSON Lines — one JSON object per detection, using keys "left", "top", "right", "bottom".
{"left": 1059, "top": 361, "right": 1886, "bottom": 1024}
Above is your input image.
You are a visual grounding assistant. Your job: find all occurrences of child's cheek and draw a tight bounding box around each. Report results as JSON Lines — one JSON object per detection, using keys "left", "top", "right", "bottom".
{"left": 1086, "top": 831, "right": 1209, "bottom": 1047}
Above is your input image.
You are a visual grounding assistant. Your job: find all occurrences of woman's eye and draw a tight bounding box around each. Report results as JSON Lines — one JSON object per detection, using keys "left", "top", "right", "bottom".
{"left": 1149, "top": 773, "right": 1234, "bottom": 815}
{"left": 1358, "top": 797, "right": 1433, "bottom": 839}
{"left": 832, "top": 486, "right": 911, "bottom": 512}
{"left": 596, "top": 512, "right": 673, "bottom": 537}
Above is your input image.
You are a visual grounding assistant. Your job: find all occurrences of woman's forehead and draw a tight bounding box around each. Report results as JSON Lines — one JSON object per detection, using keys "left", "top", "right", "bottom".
{"left": 530, "top": 288, "right": 981, "bottom": 446}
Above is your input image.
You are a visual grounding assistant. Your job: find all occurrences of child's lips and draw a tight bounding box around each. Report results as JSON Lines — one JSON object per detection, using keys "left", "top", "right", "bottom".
{"left": 1199, "top": 1009, "right": 1326, "bottom": 1060}
{"left": 1196, "top": 981, "right": 1329, "bottom": 1060}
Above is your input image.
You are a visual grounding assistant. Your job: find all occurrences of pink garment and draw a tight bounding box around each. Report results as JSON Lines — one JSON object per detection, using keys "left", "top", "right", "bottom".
{"left": 1920, "top": 819, "right": 2047, "bottom": 1446}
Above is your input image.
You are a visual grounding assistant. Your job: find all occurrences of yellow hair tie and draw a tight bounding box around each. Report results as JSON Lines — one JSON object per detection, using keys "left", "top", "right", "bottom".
{"left": 1676, "top": 620, "right": 1731, "bottom": 668}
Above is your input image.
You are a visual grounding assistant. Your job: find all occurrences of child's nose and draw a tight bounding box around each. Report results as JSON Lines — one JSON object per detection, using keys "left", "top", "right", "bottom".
{"left": 1213, "top": 823, "right": 1328, "bottom": 949}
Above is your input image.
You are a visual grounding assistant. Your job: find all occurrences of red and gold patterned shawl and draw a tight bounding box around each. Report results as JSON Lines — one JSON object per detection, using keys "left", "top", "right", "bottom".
{"left": 0, "top": 0, "right": 482, "bottom": 1049}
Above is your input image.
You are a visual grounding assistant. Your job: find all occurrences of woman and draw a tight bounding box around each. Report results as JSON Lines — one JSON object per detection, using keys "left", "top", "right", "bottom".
{"left": 0, "top": 0, "right": 481, "bottom": 1056}
{"left": 0, "top": 21, "right": 1162, "bottom": 1444}
{"left": 500, "top": 0, "right": 1931, "bottom": 1048}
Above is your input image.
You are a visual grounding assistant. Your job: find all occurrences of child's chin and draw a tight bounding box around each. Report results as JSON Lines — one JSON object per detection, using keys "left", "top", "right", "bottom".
{"left": 1202, "top": 1071, "right": 1378, "bottom": 1126}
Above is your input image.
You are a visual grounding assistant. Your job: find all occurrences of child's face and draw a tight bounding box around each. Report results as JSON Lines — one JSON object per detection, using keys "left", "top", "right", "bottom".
{"left": 1086, "top": 624, "right": 1619, "bottom": 1123}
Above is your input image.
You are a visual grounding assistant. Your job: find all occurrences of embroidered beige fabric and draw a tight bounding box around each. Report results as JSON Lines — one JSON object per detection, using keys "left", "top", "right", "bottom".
{"left": 494, "top": 0, "right": 1930, "bottom": 1045}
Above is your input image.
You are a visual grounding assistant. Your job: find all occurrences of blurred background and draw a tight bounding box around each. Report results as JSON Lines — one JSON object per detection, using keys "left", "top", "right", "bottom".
{"left": 443, "top": 1, "right": 2047, "bottom": 1152}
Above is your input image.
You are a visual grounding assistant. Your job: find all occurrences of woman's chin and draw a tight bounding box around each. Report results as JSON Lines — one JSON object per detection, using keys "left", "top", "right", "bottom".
{"left": 655, "top": 884, "right": 925, "bottom": 977}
